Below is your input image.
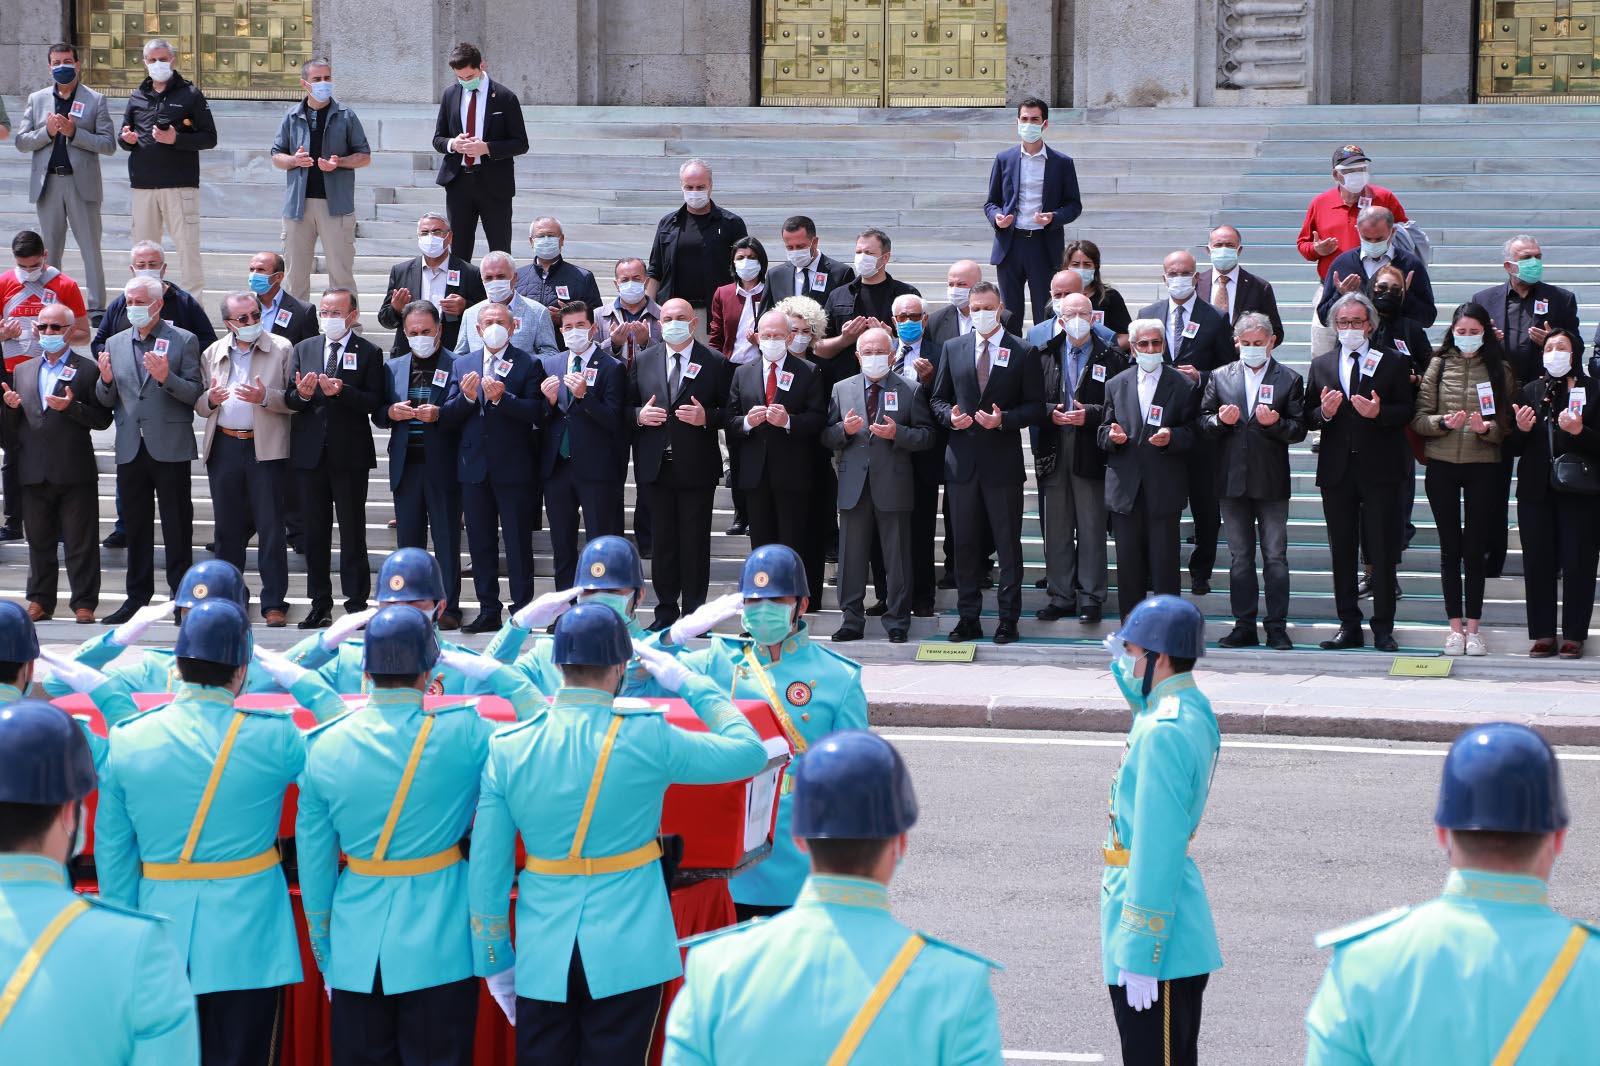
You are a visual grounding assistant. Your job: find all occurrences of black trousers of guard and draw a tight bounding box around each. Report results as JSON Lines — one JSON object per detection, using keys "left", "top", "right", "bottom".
{"left": 1108, "top": 973, "right": 1208, "bottom": 1066}
{"left": 516, "top": 945, "right": 662, "bottom": 1066}
{"left": 197, "top": 986, "right": 283, "bottom": 1066}
{"left": 331, "top": 968, "right": 479, "bottom": 1066}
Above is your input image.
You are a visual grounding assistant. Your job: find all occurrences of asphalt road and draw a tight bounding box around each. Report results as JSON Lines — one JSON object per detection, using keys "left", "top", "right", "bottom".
{"left": 881, "top": 728, "right": 1600, "bottom": 1065}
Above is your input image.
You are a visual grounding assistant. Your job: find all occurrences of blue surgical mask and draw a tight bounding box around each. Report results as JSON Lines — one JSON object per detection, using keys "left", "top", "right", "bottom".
{"left": 38, "top": 333, "right": 68, "bottom": 354}
{"left": 896, "top": 320, "right": 923, "bottom": 344}
{"left": 661, "top": 320, "right": 692, "bottom": 346}
{"left": 52, "top": 64, "right": 77, "bottom": 85}
{"left": 1074, "top": 267, "right": 1096, "bottom": 288}
{"left": 247, "top": 271, "right": 273, "bottom": 295}
{"left": 742, "top": 601, "right": 794, "bottom": 646}
{"left": 126, "top": 304, "right": 154, "bottom": 328}
{"left": 1208, "top": 246, "right": 1240, "bottom": 273}
{"left": 1110, "top": 653, "right": 1146, "bottom": 711}
{"left": 588, "top": 591, "right": 633, "bottom": 622}
{"left": 308, "top": 81, "right": 335, "bottom": 102}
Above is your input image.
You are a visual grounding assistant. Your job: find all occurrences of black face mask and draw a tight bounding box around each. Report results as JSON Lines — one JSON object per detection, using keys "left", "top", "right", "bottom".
{"left": 1371, "top": 290, "right": 1403, "bottom": 315}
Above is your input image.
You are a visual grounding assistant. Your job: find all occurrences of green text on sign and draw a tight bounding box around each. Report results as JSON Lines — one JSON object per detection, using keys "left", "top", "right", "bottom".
{"left": 1390, "top": 656, "right": 1452, "bottom": 678}
{"left": 915, "top": 642, "right": 978, "bottom": 663}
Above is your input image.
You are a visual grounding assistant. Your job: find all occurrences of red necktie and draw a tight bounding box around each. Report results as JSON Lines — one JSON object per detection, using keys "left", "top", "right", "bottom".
{"left": 765, "top": 361, "right": 777, "bottom": 405}
{"left": 463, "top": 88, "right": 478, "bottom": 168}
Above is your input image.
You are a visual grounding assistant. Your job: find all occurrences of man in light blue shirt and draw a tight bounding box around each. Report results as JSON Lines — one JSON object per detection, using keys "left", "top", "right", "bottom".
{"left": 454, "top": 250, "right": 558, "bottom": 360}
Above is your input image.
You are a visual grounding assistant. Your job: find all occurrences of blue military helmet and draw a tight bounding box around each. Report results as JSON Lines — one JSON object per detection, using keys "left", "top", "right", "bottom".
{"left": 551, "top": 602, "right": 633, "bottom": 667}
{"left": 362, "top": 605, "right": 442, "bottom": 675}
{"left": 1435, "top": 723, "right": 1570, "bottom": 834}
{"left": 0, "top": 699, "right": 97, "bottom": 804}
{"left": 576, "top": 535, "right": 646, "bottom": 591}
{"left": 1114, "top": 594, "right": 1207, "bottom": 659}
{"left": 0, "top": 599, "right": 41, "bottom": 663}
{"left": 739, "top": 543, "right": 808, "bottom": 600}
{"left": 792, "top": 731, "right": 919, "bottom": 840}
{"left": 173, "top": 598, "right": 253, "bottom": 667}
{"left": 377, "top": 547, "right": 446, "bottom": 605}
{"left": 176, "top": 559, "right": 249, "bottom": 610}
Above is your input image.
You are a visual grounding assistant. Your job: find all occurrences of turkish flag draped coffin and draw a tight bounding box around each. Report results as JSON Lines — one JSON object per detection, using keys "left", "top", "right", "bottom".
{"left": 57, "top": 693, "right": 791, "bottom": 1066}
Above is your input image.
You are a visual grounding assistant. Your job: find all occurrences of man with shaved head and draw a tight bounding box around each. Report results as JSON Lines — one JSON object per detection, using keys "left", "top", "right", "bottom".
{"left": 647, "top": 158, "right": 748, "bottom": 325}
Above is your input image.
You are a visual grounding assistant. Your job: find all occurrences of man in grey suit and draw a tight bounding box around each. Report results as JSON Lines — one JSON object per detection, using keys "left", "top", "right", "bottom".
{"left": 94, "top": 276, "right": 203, "bottom": 623}
{"left": 14, "top": 43, "right": 116, "bottom": 313}
{"left": 821, "top": 328, "right": 935, "bottom": 643}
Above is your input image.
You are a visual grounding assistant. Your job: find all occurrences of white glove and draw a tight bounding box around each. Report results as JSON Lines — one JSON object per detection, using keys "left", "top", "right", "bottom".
{"left": 1118, "top": 969, "right": 1159, "bottom": 1012}
{"left": 111, "top": 600, "right": 176, "bottom": 647}
{"left": 252, "top": 646, "right": 310, "bottom": 689}
{"left": 668, "top": 592, "right": 745, "bottom": 646}
{"left": 439, "top": 648, "right": 501, "bottom": 682}
{"left": 320, "top": 607, "right": 377, "bottom": 652}
{"left": 632, "top": 640, "right": 693, "bottom": 693}
{"left": 324, "top": 981, "right": 333, "bottom": 1003}
{"left": 486, "top": 968, "right": 517, "bottom": 1026}
{"left": 512, "top": 587, "right": 581, "bottom": 630}
{"left": 38, "top": 650, "right": 110, "bottom": 694}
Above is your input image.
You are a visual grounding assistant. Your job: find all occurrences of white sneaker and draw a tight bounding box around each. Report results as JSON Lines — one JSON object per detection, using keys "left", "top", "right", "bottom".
{"left": 1465, "top": 633, "right": 1488, "bottom": 657}
{"left": 1443, "top": 631, "right": 1466, "bottom": 656}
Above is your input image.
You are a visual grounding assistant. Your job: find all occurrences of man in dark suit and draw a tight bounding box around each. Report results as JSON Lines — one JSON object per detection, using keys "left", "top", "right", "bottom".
{"left": 1305, "top": 292, "right": 1416, "bottom": 652}
{"left": 930, "top": 282, "right": 1045, "bottom": 644}
{"left": 250, "top": 250, "right": 317, "bottom": 346}
{"left": 537, "top": 300, "right": 625, "bottom": 589}
{"left": 1140, "top": 249, "right": 1236, "bottom": 596}
{"left": 430, "top": 42, "right": 528, "bottom": 260}
{"left": 628, "top": 298, "right": 727, "bottom": 629}
{"left": 767, "top": 215, "right": 854, "bottom": 302}
{"left": 821, "top": 327, "right": 935, "bottom": 643}
{"left": 1196, "top": 224, "right": 1285, "bottom": 345}
{"left": 0, "top": 303, "right": 111, "bottom": 622}
{"left": 891, "top": 293, "right": 944, "bottom": 615}
{"left": 1032, "top": 292, "right": 1126, "bottom": 625}
{"left": 923, "top": 259, "right": 993, "bottom": 590}
{"left": 725, "top": 309, "right": 828, "bottom": 556}
{"left": 1097, "top": 320, "right": 1201, "bottom": 623}
{"left": 441, "top": 302, "right": 543, "bottom": 632}
{"left": 985, "top": 97, "right": 1083, "bottom": 333}
{"left": 816, "top": 228, "right": 920, "bottom": 394}
{"left": 375, "top": 301, "right": 464, "bottom": 628}
{"left": 1317, "top": 205, "right": 1436, "bottom": 329}
{"left": 1201, "top": 312, "right": 1308, "bottom": 650}
{"left": 377, "top": 212, "right": 487, "bottom": 355}
{"left": 285, "top": 287, "right": 384, "bottom": 628}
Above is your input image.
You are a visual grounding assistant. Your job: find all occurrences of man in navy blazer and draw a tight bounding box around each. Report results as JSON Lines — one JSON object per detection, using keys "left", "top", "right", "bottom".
{"left": 1316, "top": 205, "right": 1436, "bottom": 329}
{"left": 537, "top": 300, "right": 626, "bottom": 589}
{"left": 984, "top": 98, "right": 1083, "bottom": 334}
{"left": 440, "top": 302, "right": 543, "bottom": 632}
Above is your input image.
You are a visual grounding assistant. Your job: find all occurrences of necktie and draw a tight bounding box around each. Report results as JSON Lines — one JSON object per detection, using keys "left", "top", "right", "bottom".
{"left": 795, "top": 268, "right": 805, "bottom": 297}
{"left": 1171, "top": 303, "right": 1186, "bottom": 354}
{"left": 867, "top": 382, "right": 881, "bottom": 424}
{"left": 896, "top": 343, "right": 910, "bottom": 376}
{"left": 668, "top": 351, "right": 682, "bottom": 399}
{"left": 1066, "top": 348, "right": 1081, "bottom": 401}
{"left": 324, "top": 341, "right": 339, "bottom": 376}
{"left": 765, "top": 360, "right": 777, "bottom": 405}
{"left": 463, "top": 88, "right": 478, "bottom": 167}
{"left": 1347, "top": 353, "right": 1359, "bottom": 399}
{"left": 976, "top": 338, "right": 991, "bottom": 393}
{"left": 1214, "top": 274, "right": 1230, "bottom": 319}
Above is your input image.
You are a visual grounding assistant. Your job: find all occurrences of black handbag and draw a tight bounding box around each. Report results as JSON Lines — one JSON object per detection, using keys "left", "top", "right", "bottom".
{"left": 1548, "top": 423, "right": 1600, "bottom": 494}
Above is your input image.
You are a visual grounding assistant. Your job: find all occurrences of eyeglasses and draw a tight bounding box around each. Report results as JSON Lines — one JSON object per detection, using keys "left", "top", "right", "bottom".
{"left": 1333, "top": 319, "right": 1369, "bottom": 329}
{"left": 228, "top": 311, "right": 263, "bottom": 325}
{"left": 1371, "top": 286, "right": 1401, "bottom": 296}
{"left": 35, "top": 322, "right": 69, "bottom": 333}
{"left": 892, "top": 313, "right": 922, "bottom": 323}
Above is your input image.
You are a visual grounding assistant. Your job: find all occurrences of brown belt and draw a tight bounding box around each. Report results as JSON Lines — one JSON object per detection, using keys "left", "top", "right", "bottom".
{"left": 218, "top": 427, "right": 255, "bottom": 440}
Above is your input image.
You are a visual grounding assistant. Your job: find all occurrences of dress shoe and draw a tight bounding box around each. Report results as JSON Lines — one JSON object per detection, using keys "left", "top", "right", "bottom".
{"left": 725, "top": 519, "right": 749, "bottom": 537}
{"left": 1356, "top": 572, "right": 1373, "bottom": 598}
{"left": 462, "top": 612, "right": 502, "bottom": 634}
{"left": 204, "top": 541, "right": 216, "bottom": 554}
{"left": 263, "top": 609, "right": 288, "bottom": 628}
{"left": 1373, "top": 633, "right": 1400, "bottom": 653}
{"left": 289, "top": 538, "right": 306, "bottom": 555}
{"left": 438, "top": 614, "right": 463, "bottom": 632}
{"left": 993, "top": 622, "right": 1019, "bottom": 645}
{"left": 0, "top": 526, "right": 22, "bottom": 543}
{"left": 26, "top": 602, "right": 52, "bottom": 622}
{"left": 1265, "top": 627, "right": 1293, "bottom": 650}
{"left": 825, "top": 548, "right": 839, "bottom": 564}
{"left": 888, "top": 630, "right": 908, "bottom": 644}
{"left": 1078, "top": 604, "right": 1103, "bottom": 624}
{"left": 461, "top": 563, "right": 474, "bottom": 578}
{"left": 74, "top": 608, "right": 96, "bottom": 624}
{"left": 948, "top": 619, "right": 983, "bottom": 642}
{"left": 386, "top": 518, "right": 397, "bottom": 529}
{"left": 937, "top": 573, "right": 957, "bottom": 590}
{"left": 298, "top": 606, "right": 333, "bottom": 630}
{"left": 638, "top": 543, "right": 653, "bottom": 560}
{"left": 1319, "top": 628, "right": 1364, "bottom": 651}
{"left": 979, "top": 572, "right": 995, "bottom": 590}
{"left": 100, "top": 601, "right": 145, "bottom": 626}
{"left": 1034, "top": 603, "right": 1073, "bottom": 622}
{"left": 865, "top": 602, "right": 887, "bottom": 617}
{"left": 1529, "top": 639, "right": 1558, "bottom": 658}
{"left": 1190, "top": 580, "right": 1211, "bottom": 597}
{"left": 911, "top": 604, "right": 936, "bottom": 618}
{"left": 1033, "top": 577, "right": 1048, "bottom": 589}
{"left": 1217, "top": 624, "right": 1259, "bottom": 648}
{"left": 101, "top": 530, "right": 127, "bottom": 549}
{"left": 1560, "top": 640, "right": 1585, "bottom": 660}
{"left": 831, "top": 627, "right": 864, "bottom": 643}
{"left": 344, "top": 602, "right": 369, "bottom": 615}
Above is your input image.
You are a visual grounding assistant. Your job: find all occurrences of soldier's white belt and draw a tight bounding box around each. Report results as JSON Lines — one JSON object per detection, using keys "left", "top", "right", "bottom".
{"left": 345, "top": 844, "right": 463, "bottom": 877}
{"left": 143, "top": 845, "right": 282, "bottom": 881}
{"left": 524, "top": 840, "right": 663, "bottom": 877}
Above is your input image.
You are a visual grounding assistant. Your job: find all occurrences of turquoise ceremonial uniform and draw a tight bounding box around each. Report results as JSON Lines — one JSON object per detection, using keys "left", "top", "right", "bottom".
{"left": 94, "top": 683, "right": 306, "bottom": 993}
{"left": 283, "top": 631, "right": 548, "bottom": 710}
{"left": 296, "top": 687, "right": 498, "bottom": 993}
{"left": 487, "top": 616, "right": 679, "bottom": 700}
{"left": 1305, "top": 870, "right": 1600, "bottom": 1065}
{"left": 1101, "top": 670, "right": 1223, "bottom": 982}
{"left": 665, "top": 875, "right": 1004, "bottom": 1066}
{"left": 680, "top": 625, "right": 869, "bottom": 908}
{"left": 468, "top": 675, "right": 767, "bottom": 1000}
{"left": 0, "top": 855, "right": 200, "bottom": 1065}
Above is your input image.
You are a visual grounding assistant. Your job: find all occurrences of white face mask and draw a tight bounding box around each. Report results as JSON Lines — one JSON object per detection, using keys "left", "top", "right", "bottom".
{"left": 1339, "top": 169, "right": 1369, "bottom": 194}
{"left": 734, "top": 258, "right": 762, "bottom": 282}
{"left": 661, "top": 320, "right": 692, "bottom": 346}
{"left": 126, "top": 304, "right": 155, "bottom": 328}
{"left": 484, "top": 279, "right": 513, "bottom": 303}
{"left": 1062, "top": 315, "right": 1091, "bottom": 341}
{"left": 480, "top": 323, "right": 509, "bottom": 351}
{"left": 787, "top": 334, "right": 811, "bottom": 354}
{"left": 1135, "top": 351, "right": 1164, "bottom": 374}
{"left": 683, "top": 190, "right": 710, "bottom": 210}
{"left": 418, "top": 234, "right": 447, "bottom": 259}
{"left": 860, "top": 354, "right": 891, "bottom": 380}
{"left": 969, "top": 309, "right": 1000, "bottom": 336}
{"left": 758, "top": 338, "right": 788, "bottom": 362}
{"left": 1017, "top": 122, "right": 1045, "bottom": 144}
{"left": 145, "top": 60, "right": 173, "bottom": 82}
{"left": 562, "top": 327, "right": 592, "bottom": 352}
{"left": 617, "top": 280, "right": 646, "bottom": 302}
{"left": 133, "top": 268, "right": 163, "bottom": 280}
{"left": 532, "top": 236, "right": 561, "bottom": 260}
{"left": 1453, "top": 332, "right": 1484, "bottom": 355}
{"left": 408, "top": 334, "right": 438, "bottom": 358}
{"left": 233, "top": 322, "right": 264, "bottom": 344}
{"left": 948, "top": 285, "right": 971, "bottom": 311}
{"left": 1239, "top": 344, "right": 1270, "bottom": 369}
{"left": 854, "top": 252, "right": 880, "bottom": 278}
{"left": 319, "top": 314, "right": 350, "bottom": 341}
{"left": 1338, "top": 329, "right": 1367, "bottom": 351}
{"left": 1545, "top": 350, "right": 1573, "bottom": 378}
{"left": 784, "top": 247, "right": 813, "bottom": 269}
{"left": 1166, "top": 275, "right": 1195, "bottom": 300}
{"left": 14, "top": 265, "right": 43, "bottom": 284}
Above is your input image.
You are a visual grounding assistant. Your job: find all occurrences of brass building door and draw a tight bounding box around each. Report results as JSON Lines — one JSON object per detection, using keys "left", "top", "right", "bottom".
{"left": 1478, "top": 1, "right": 1600, "bottom": 101}
{"left": 761, "top": 0, "right": 1007, "bottom": 106}
{"left": 78, "top": 0, "right": 314, "bottom": 101}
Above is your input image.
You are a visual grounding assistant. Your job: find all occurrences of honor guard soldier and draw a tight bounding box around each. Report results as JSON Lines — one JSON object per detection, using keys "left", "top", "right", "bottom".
{"left": 468, "top": 603, "right": 768, "bottom": 1063}
{"left": 675, "top": 543, "right": 869, "bottom": 920}
{"left": 665, "top": 730, "right": 1004, "bottom": 1065}
{"left": 296, "top": 605, "right": 495, "bottom": 1066}
{"left": 1305, "top": 723, "right": 1600, "bottom": 1065}
{"left": 283, "top": 547, "right": 543, "bottom": 705}
{"left": 94, "top": 599, "right": 306, "bottom": 1066}
{"left": 0, "top": 699, "right": 201, "bottom": 1064}
{"left": 1102, "top": 594, "right": 1222, "bottom": 1066}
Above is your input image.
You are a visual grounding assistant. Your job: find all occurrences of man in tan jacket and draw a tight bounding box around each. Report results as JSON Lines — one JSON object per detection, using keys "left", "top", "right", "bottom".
{"left": 195, "top": 291, "right": 297, "bottom": 625}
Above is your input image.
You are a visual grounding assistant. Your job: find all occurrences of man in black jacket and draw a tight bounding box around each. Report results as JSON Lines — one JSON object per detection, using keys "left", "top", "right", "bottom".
{"left": 816, "top": 228, "right": 920, "bottom": 394}
{"left": 1196, "top": 224, "right": 1286, "bottom": 345}
{"left": 376, "top": 212, "right": 487, "bottom": 355}
{"left": 1317, "top": 206, "right": 1436, "bottom": 329}
{"left": 430, "top": 42, "right": 529, "bottom": 260}
{"left": 647, "top": 158, "right": 748, "bottom": 324}
{"left": 250, "top": 251, "right": 318, "bottom": 347}
{"left": 1305, "top": 292, "right": 1416, "bottom": 652}
{"left": 1202, "top": 313, "right": 1308, "bottom": 649}
{"left": 286, "top": 288, "right": 385, "bottom": 628}
{"left": 767, "top": 215, "right": 854, "bottom": 302}
{"left": 118, "top": 38, "right": 216, "bottom": 293}
{"left": 91, "top": 241, "right": 217, "bottom": 354}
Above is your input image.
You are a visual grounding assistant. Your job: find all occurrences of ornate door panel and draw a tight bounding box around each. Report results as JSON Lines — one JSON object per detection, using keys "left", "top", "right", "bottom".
{"left": 886, "top": 0, "right": 1006, "bottom": 106}
{"left": 1478, "top": 1, "right": 1600, "bottom": 102}
{"left": 761, "top": 0, "right": 886, "bottom": 106}
{"left": 79, "top": 0, "right": 313, "bottom": 101}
